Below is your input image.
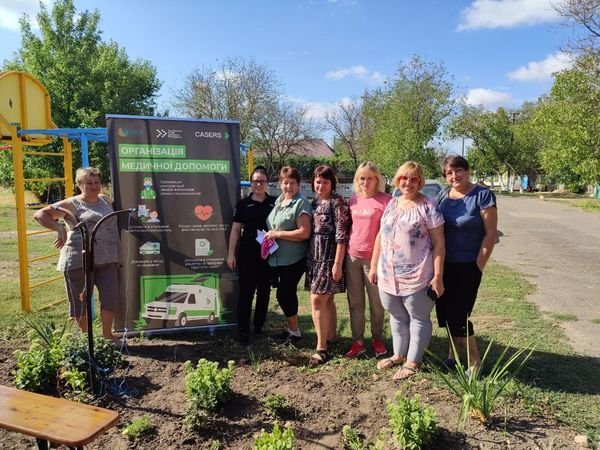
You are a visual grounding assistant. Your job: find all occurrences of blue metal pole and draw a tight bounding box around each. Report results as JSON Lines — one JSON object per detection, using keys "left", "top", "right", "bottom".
{"left": 81, "top": 133, "right": 89, "bottom": 167}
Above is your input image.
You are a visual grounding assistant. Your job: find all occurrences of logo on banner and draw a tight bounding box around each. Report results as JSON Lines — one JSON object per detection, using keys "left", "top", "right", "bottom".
{"left": 118, "top": 127, "right": 143, "bottom": 137}
{"left": 195, "top": 238, "right": 213, "bottom": 256}
{"left": 156, "top": 128, "right": 183, "bottom": 139}
{"left": 194, "top": 131, "right": 229, "bottom": 139}
{"left": 194, "top": 204, "right": 213, "bottom": 221}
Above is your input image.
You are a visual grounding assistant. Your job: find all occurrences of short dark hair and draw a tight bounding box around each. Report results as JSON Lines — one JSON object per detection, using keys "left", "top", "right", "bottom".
{"left": 279, "top": 166, "right": 301, "bottom": 184}
{"left": 251, "top": 165, "right": 269, "bottom": 180}
{"left": 441, "top": 155, "right": 469, "bottom": 175}
{"left": 312, "top": 165, "right": 337, "bottom": 192}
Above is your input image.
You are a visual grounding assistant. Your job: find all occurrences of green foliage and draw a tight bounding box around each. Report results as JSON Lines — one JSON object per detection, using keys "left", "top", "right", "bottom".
{"left": 61, "top": 333, "right": 121, "bottom": 385}
{"left": 448, "top": 104, "right": 541, "bottom": 186}
{"left": 184, "top": 359, "right": 235, "bottom": 426}
{"left": 253, "top": 422, "right": 295, "bottom": 450}
{"left": 532, "top": 55, "right": 600, "bottom": 190}
{"left": 13, "top": 317, "right": 121, "bottom": 396}
{"left": 342, "top": 425, "right": 365, "bottom": 450}
{"left": 262, "top": 394, "right": 295, "bottom": 419}
{"left": 2, "top": 0, "right": 161, "bottom": 184}
{"left": 122, "top": 415, "right": 155, "bottom": 442}
{"left": 427, "top": 332, "right": 538, "bottom": 428}
{"left": 363, "top": 55, "right": 456, "bottom": 178}
{"left": 387, "top": 393, "right": 437, "bottom": 450}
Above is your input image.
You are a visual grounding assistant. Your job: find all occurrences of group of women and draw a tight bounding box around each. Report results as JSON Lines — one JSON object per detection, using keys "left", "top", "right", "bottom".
{"left": 229, "top": 155, "right": 497, "bottom": 376}
{"left": 35, "top": 155, "right": 497, "bottom": 377}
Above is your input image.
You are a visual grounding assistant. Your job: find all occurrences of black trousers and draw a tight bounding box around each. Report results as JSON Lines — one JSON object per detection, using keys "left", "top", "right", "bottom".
{"left": 237, "top": 247, "right": 271, "bottom": 333}
{"left": 272, "top": 258, "right": 306, "bottom": 318}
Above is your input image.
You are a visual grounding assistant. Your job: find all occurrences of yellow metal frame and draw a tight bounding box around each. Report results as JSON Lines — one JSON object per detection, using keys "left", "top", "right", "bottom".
{"left": 0, "top": 71, "right": 73, "bottom": 312}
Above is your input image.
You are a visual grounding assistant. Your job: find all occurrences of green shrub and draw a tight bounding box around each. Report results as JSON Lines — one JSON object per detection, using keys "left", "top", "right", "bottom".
{"left": 387, "top": 393, "right": 437, "bottom": 450}
{"left": 184, "top": 359, "right": 235, "bottom": 426}
{"left": 262, "top": 394, "right": 295, "bottom": 419}
{"left": 13, "top": 318, "right": 121, "bottom": 397}
{"left": 13, "top": 318, "right": 70, "bottom": 394}
{"left": 122, "top": 415, "right": 155, "bottom": 442}
{"left": 253, "top": 422, "right": 295, "bottom": 450}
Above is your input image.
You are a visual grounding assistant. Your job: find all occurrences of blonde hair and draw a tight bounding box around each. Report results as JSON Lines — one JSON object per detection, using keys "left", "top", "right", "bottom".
{"left": 392, "top": 161, "right": 425, "bottom": 190}
{"left": 75, "top": 167, "right": 101, "bottom": 185}
{"left": 353, "top": 161, "right": 386, "bottom": 195}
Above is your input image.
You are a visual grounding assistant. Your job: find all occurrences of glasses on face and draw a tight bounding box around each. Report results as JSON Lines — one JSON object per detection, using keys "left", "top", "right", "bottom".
{"left": 444, "top": 168, "right": 465, "bottom": 177}
{"left": 398, "top": 175, "right": 420, "bottom": 184}
{"left": 251, "top": 179, "right": 268, "bottom": 185}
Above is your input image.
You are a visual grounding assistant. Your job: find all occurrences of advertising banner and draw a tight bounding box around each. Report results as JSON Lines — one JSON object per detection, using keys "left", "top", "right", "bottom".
{"left": 107, "top": 115, "right": 240, "bottom": 333}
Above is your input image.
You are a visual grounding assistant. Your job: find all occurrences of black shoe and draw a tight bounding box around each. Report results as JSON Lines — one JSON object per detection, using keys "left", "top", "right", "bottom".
{"left": 443, "top": 358, "right": 457, "bottom": 371}
{"left": 284, "top": 334, "right": 301, "bottom": 345}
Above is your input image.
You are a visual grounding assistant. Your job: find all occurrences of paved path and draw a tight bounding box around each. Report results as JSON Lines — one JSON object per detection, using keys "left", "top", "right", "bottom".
{"left": 492, "top": 195, "right": 600, "bottom": 358}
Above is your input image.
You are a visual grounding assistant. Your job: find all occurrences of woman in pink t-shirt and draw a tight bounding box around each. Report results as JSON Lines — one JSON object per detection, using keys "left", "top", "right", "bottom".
{"left": 344, "top": 162, "right": 392, "bottom": 359}
{"left": 369, "top": 161, "right": 445, "bottom": 380}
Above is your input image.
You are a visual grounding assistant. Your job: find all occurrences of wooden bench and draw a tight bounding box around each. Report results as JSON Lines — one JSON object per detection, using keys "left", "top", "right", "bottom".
{"left": 0, "top": 385, "right": 119, "bottom": 449}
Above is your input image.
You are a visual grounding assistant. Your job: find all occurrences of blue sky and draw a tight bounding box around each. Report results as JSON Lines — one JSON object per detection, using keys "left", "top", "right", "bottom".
{"left": 0, "top": 0, "right": 574, "bottom": 141}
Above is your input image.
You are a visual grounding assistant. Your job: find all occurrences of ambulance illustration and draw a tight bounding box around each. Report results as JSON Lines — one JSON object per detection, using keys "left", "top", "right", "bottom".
{"left": 142, "top": 283, "right": 220, "bottom": 327}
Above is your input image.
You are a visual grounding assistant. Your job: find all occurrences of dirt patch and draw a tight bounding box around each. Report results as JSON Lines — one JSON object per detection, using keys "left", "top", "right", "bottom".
{"left": 0, "top": 333, "right": 577, "bottom": 449}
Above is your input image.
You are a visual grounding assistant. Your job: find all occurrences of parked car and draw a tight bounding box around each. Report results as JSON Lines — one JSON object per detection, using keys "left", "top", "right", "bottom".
{"left": 393, "top": 179, "right": 444, "bottom": 198}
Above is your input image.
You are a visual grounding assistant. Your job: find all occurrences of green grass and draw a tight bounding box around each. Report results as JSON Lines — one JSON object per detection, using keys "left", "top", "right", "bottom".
{"left": 573, "top": 198, "right": 600, "bottom": 213}
{"left": 547, "top": 313, "right": 579, "bottom": 322}
{"left": 590, "top": 318, "right": 600, "bottom": 325}
{"left": 1, "top": 189, "right": 599, "bottom": 440}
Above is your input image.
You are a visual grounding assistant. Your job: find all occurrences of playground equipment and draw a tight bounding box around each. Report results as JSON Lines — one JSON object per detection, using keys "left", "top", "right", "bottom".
{"left": 0, "top": 71, "right": 106, "bottom": 312}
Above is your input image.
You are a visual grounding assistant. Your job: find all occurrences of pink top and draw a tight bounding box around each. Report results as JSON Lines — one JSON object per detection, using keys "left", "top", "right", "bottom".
{"left": 377, "top": 196, "right": 444, "bottom": 296}
{"left": 347, "top": 192, "right": 392, "bottom": 260}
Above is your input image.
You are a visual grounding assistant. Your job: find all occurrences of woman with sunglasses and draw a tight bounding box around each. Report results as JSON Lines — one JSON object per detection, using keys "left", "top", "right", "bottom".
{"left": 435, "top": 155, "right": 497, "bottom": 372}
{"left": 227, "top": 166, "right": 276, "bottom": 343}
{"left": 369, "top": 161, "right": 445, "bottom": 380}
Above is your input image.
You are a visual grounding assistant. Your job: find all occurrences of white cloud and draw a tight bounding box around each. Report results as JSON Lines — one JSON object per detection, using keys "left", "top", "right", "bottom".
{"left": 464, "top": 88, "right": 515, "bottom": 109}
{"left": 458, "top": 0, "right": 559, "bottom": 31}
{"left": 0, "top": 0, "right": 44, "bottom": 31}
{"left": 287, "top": 96, "right": 352, "bottom": 120}
{"left": 507, "top": 52, "right": 574, "bottom": 82}
{"left": 324, "top": 65, "right": 386, "bottom": 83}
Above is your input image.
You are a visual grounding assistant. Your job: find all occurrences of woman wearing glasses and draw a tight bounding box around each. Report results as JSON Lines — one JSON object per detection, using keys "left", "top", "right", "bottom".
{"left": 369, "top": 161, "right": 445, "bottom": 380}
{"left": 227, "top": 166, "right": 276, "bottom": 343}
{"left": 435, "top": 155, "right": 497, "bottom": 371}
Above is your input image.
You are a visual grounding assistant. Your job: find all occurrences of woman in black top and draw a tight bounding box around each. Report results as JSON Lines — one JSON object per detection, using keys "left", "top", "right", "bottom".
{"left": 227, "top": 166, "right": 276, "bottom": 342}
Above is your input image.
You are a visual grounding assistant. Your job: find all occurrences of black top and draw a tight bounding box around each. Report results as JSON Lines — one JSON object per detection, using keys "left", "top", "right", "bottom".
{"left": 233, "top": 193, "right": 277, "bottom": 249}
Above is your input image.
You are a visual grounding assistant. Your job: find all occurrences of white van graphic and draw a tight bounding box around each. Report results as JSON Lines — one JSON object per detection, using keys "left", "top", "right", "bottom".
{"left": 142, "top": 284, "right": 220, "bottom": 327}
{"left": 140, "top": 241, "right": 160, "bottom": 255}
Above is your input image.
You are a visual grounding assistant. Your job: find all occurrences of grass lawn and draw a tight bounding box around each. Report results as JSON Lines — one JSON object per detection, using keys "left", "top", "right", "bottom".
{"left": 1, "top": 188, "right": 599, "bottom": 444}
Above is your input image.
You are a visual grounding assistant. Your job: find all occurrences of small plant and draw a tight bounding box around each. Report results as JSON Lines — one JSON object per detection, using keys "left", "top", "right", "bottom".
{"left": 122, "top": 415, "right": 155, "bottom": 442}
{"left": 427, "top": 331, "right": 539, "bottom": 427}
{"left": 248, "top": 348, "right": 263, "bottom": 373}
{"left": 13, "top": 318, "right": 71, "bottom": 394}
{"left": 342, "top": 425, "right": 365, "bottom": 450}
{"left": 253, "top": 422, "right": 295, "bottom": 450}
{"left": 387, "top": 393, "right": 437, "bottom": 450}
{"left": 263, "top": 393, "right": 295, "bottom": 419}
{"left": 184, "top": 358, "right": 235, "bottom": 426}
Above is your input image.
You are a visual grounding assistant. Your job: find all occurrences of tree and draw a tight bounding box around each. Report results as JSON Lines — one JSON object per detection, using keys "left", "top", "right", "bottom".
{"left": 253, "top": 101, "right": 315, "bottom": 176}
{"left": 532, "top": 55, "right": 600, "bottom": 190}
{"left": 2, "top": 0, "right": 161, "bottom": 183}
{"left": 323, "top": 96, "right": 372, "bottom": 171}
{"left": 363, "top": 56, "right": 456, "bottom": 177}
{"left": 554, "top": 0, "right": 600, "bottom": 54}
{"left": 174, "top": 57, "right": 282, "bottom": 144}
{"left": 448, "top": 104, "right": 542, "bottom": 190}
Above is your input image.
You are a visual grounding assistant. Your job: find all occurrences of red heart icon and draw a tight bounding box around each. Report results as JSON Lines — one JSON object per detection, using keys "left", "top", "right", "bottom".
{"left": 194, "top": 204, "right": 213, "bottom": 221}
